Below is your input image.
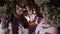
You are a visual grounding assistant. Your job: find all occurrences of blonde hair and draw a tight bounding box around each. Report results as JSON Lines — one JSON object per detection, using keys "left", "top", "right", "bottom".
{"left": 45, "top": 19, "right": 53, "bottom": 26}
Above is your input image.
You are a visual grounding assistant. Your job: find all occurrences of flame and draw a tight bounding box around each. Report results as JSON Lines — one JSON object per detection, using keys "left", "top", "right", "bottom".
{"left": 25, "top": 16, "right": 30, "bottom": 22}
{"left": 25, "top": 16, "right": 33, "bottom": 25}
{"left": 33, "top": 11, "right": 36, "bottom": 14}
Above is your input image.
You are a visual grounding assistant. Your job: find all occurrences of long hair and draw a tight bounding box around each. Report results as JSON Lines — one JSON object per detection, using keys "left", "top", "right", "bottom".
{"left": 4, "top": 13, "right": 14, "bottom": 28}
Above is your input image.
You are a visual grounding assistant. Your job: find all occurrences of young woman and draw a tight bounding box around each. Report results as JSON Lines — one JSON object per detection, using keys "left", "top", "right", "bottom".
{"left": 35, "top": 18, "right": 57, "bottom": 34}
{"left": 0, "top": 17, "right": 7, "bottom": 34}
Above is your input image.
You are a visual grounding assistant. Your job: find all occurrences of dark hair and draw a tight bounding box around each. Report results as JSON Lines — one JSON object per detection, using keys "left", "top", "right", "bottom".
{"left": 16, "top": 1, "right": 22, "bottom": 8}
{"left": 37, "top": 12, "right": 43, "bottom": 18}
{"left": 16, "top": 4, "right": 22, "bottom": 8}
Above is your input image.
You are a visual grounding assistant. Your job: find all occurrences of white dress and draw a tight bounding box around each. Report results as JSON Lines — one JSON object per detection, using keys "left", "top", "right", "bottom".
{"left": 8, "top": 22, "right": 25, "bottom": 34}
{"left": 35, "top": 18, "right": 57, "bottom": 34}
{"left": 8, "top": 22, "right": 29, "bottom": 34}
{"left": 8, "top": 22, "right": 12, "bottom": 34}
{"left": 0, "top": 24, "right": 7, "bottom": 34}
{"left": 18, "top": 24, "right": 29, "bottom": 34}
{"left": 18, "top": 24, "right": 24, "bottom": 34}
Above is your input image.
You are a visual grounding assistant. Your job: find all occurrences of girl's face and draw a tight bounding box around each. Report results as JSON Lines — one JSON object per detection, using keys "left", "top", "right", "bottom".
{"left": 42, "top": 20, "right": 49, "bottom": 25}
{"left": 26, "top": 6, "right": 32, "bottom": 15}
{"left": 43, "top": 20, "right": 51, "bottom": 26}
{"left": 16, "top": 4, "right": 23, "bottom": 15}
{"left": 1, "top": 17, "right": 6, "bottom": 25}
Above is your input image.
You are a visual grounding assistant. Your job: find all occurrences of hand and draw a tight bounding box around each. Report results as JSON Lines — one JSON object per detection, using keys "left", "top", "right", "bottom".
{"left": 32, "top": 32, "right": 35, "bottom": 34}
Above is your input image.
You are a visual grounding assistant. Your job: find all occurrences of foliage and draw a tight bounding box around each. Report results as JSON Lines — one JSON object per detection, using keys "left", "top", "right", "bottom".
{"left": 34, "top": 0, "right": 60, "bottom": 27}
{"left": 0, "top": 0, "right": 26, "bottom": 17}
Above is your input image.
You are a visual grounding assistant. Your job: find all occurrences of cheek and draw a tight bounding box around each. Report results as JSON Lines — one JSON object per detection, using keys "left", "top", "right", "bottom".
{"left": 16, "top": 10, "right": 20, "bottom": 14}
{"left": 16, "top": 9, "right": 23, "bottom": 14}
